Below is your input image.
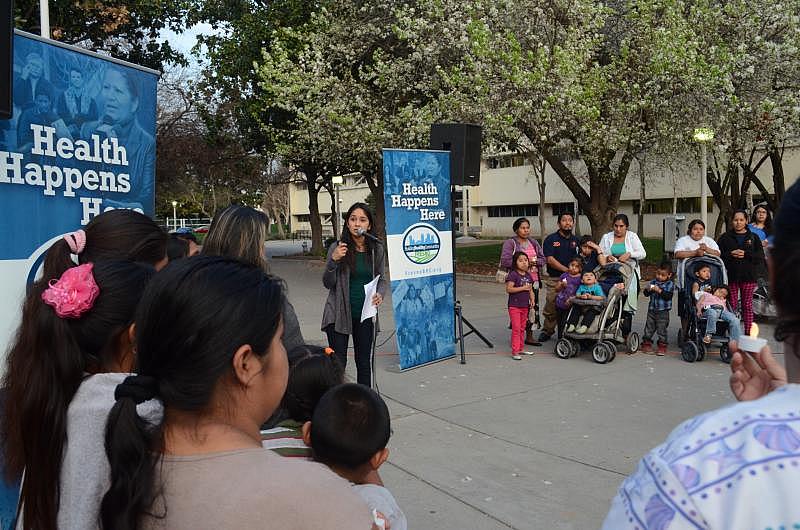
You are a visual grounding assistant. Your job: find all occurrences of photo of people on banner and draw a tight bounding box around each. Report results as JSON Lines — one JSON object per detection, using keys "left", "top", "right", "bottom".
{"left": 383, "top": 149, "right": 456, "bottom": 370}
{"left": 0, "top": 33, "right": 157, "bottom": 261}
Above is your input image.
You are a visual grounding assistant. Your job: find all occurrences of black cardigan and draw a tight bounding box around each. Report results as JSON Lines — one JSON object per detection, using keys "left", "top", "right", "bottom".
{"left": 717, "top": 229, "right": 765, "bottom": 283}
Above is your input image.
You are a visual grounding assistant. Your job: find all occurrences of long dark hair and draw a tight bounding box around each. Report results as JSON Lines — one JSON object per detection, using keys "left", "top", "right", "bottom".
{"left": 100, "top": 257, "right": 285, "bottom": 530}
{"left": 42, "top": 209, "right": 166, "bottom": 281}
{"left": 339, "top": 202, "right": 377, "bottom": 273}
{"left": 2, "top": 261, "right": 155, "bottom": 530}
{"left": 282, "top": 345, "right": 344, "bottom": 423}
{"left": 202, "top": 204, "right": 270, "bottom": 271}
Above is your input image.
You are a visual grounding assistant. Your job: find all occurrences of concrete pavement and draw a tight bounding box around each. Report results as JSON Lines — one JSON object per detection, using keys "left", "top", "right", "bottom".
{"left": 271, "top": 256, "right": 781, "bottom": 529}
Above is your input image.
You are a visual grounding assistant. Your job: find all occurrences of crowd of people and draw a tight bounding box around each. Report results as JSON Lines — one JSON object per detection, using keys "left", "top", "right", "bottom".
{"left": 498, "top": 206, "right": 772, "bottom": 359}
{"left": 0, "top": 203, "right": 400, "bottom": 530}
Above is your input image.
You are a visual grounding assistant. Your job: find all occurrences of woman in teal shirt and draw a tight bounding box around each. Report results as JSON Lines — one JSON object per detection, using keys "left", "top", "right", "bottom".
{"left": 598, "top": 214, "right": 647, "bottom": 337}
{"left": 322, "top": 203, "right": 387, "bottom": 386}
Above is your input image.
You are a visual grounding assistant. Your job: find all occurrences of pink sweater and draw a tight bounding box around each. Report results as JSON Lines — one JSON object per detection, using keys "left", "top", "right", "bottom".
{"left": 696, "top": 293, "right": 726, "bottom": 315}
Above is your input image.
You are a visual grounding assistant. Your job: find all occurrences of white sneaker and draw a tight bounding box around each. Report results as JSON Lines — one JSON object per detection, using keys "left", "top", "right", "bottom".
{"left": 522, "top": 351, "right": 535, "bottom": 355}
{"left": 566, "top": 324, "right": 576, "bottom": 333}
{"left": 575, "top": 325, "right": 588, "bottom": 334}
{"left": 512, "top": 354, "right": 522, "bottom": 360}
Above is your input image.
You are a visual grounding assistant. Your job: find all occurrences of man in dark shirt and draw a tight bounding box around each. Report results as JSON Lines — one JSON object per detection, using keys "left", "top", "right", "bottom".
{"left": 539, "top": 213, "right": 580, "bottom": 341}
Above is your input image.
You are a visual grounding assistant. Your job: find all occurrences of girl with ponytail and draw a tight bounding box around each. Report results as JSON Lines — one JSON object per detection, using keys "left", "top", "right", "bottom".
{"left": 101, "top": 256, "right": 373, "bottom": 529}
{"left": 2, "top": 260, "right": 156, "bottom": 530}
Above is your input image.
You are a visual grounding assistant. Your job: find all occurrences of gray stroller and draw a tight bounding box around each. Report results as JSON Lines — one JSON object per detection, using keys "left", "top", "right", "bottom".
{"left": 554, "top": 262, "right": 640, "bottom": 364}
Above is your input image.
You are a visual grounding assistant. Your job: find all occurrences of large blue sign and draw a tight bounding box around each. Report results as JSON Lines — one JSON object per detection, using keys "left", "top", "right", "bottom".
{"left": 0, "top": 31, "right": 158, "bottom": 260}
{"left": 383, "top": 149, "right": 455, "bottom": 370}
{"left": 0, "top": 31, "right": 158, "bottom": 362}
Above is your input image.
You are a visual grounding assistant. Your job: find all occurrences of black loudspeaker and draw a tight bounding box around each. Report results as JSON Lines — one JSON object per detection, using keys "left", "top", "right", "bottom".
{"left": 430, "top": 123, "right": 482, "bottom": 186}
{"left": 0, "top": 0, "right": 11, "bottom": 120}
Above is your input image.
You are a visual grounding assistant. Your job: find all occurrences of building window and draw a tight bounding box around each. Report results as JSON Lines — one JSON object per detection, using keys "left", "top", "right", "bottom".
{"left": 633, "top": 198, "right": 714, "bottom": 214}
{"left": 295, "top": 182, "right": 307, "bottom": 191}
{"left": 551, "top": 202, "right": 575, "bottom": 217}
{"left": 486, "top": 154, "right": 529, "bottom": 169}
{"left": 488, "top": 204, "right": 539, "bottom": 217}
{"left": 295, "top": 214, "right": 310, "bottom": 223}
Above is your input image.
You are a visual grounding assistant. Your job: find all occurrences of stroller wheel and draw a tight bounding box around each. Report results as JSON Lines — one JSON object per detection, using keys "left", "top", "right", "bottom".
{"left": 719, "top": 343, "right": 732, "bottom": 364}
{"left": 555, "top": 338, "right": 573, "bottom": 360}
{"left": 592, "top": 342, "right": 611, "bottom": 364}
{"left": 603, "top": 341, "right": 617, "bottom": 362}
{"left": 696, "top": 342, "right": 706, "bottom": 362}
{"left": 626, "top": 332, "right": 640, "bottom": 354}
{"left": 681, "top": 341, "right": 699, "bottom": 363}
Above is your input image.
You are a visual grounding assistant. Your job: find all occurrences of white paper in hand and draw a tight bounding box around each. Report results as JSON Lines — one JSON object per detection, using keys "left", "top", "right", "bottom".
{"left": 361, "top": 275, "right": 381, "bottom": 322}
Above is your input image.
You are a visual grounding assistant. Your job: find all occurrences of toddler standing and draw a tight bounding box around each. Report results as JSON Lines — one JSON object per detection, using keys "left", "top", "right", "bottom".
{"left": 641, "top": 261, "right": 675, "bottom": 355}
{"left": 505, "top": 251, "right": 536, "bottom": 360}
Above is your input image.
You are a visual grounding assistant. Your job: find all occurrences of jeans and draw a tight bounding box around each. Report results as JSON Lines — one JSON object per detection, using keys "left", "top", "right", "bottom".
{"left": 643, "top": 309, "right": 670, "bottom": 344}
{"left": 703, "top": 307, "right": 742, "bottom": 341}
{"left": 508, "top": 306, "right": 528, "bottom": 353}
{"left": 325, "top": 318, "right": 375, "bottom": 387}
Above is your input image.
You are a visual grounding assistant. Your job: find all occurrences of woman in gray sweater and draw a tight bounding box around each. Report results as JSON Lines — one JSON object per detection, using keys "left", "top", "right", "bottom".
{"left": 322, "top": 203, "right": 387, "bottom": 386}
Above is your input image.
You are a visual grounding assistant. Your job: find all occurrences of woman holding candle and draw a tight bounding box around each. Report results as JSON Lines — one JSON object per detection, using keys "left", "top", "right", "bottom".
{"left": 603, "top": 181, "right": 800, "bottom": 529}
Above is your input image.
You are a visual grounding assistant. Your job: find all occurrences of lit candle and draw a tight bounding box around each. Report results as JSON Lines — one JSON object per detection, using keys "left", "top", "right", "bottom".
{"left": 738, "top": 323, "right": 768, "bottom": 352}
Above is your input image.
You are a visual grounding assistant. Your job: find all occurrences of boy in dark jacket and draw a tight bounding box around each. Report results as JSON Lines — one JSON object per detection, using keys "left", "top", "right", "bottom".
{"left": 641, "top": 261, "right": 675, "bottom": 355}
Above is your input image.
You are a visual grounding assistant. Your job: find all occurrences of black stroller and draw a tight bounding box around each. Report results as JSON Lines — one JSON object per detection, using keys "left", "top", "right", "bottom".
{"left": 678, "top": 255, "right": 732, "bottom": 363}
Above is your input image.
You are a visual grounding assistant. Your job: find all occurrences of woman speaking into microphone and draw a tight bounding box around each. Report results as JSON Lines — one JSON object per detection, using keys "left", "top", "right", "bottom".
{"left": 322, "top": 202, "right": 387, "bottom": 387}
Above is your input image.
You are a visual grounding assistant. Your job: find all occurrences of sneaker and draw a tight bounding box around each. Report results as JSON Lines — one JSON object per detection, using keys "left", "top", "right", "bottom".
{"left": 575, "top": 325, "right": 588, "bottom": 334}
{"left": 512, "top": 354, "right": 522, "bottom": 360}
{"left": 641, "top": 340, "right": 652, "bottom": 353}
{"left": 566, "top": 324, "right": 576, "bottom": 333}
{"left": 522, "top": 350, "right": 535, "bottom": 356}
{"left": 657, "top": 342, "right": 667, "bottom": 356}
{"left": 703, "top": 335, "right": 711, "bottom": 344}
{"left": 537, "top": 332, "right": 552, "bottom": 342}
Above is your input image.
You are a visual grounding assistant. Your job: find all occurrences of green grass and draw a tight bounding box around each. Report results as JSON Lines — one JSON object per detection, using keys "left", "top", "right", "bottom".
{"left": 454, "top": 239, "right": 665, "bottom": 265}
{"left": 454, "top": 243, "right": 503, "bottom": 263}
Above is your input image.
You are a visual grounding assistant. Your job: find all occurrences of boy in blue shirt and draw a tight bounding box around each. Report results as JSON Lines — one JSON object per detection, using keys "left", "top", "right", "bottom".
{"left": 641, "top": 261, "right": 675, "bottom": 355}
{"left": 565, "top": 271, "right": 605, "bottom": 334}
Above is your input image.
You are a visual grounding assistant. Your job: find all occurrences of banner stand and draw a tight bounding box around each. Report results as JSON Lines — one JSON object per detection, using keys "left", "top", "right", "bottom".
{"left": 450, "top": 183, "right": 493, "bottom": 364}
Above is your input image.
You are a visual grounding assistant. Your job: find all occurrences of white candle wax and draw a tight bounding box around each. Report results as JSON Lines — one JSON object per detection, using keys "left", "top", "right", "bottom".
{"left": 737, "top": 335, "right": 767, "bottom": 353}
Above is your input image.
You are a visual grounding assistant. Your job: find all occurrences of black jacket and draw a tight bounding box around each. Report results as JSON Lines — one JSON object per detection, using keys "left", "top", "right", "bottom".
{"left": 717, "top": 229, "right": 765, "bottom": 283}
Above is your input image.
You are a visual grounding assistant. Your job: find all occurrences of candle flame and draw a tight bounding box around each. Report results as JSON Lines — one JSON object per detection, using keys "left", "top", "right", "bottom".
{"left": 750, "top": 323, "right": 760, "bottom": 339}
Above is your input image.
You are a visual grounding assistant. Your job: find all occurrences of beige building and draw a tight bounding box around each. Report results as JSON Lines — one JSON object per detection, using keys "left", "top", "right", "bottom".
{"left": 288, "top": 146, "right": 800, "bottom": 239}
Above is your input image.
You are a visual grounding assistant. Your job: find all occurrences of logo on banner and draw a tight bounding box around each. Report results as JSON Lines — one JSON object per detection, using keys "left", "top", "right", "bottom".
{"left": 402, "top": 223, "right": 441, "bottom": 264}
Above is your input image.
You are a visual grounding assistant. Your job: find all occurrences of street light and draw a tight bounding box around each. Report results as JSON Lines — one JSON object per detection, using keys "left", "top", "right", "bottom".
{"left": 331, "top": 175, "right": 344, "bottom": 236}
{"left": 693, "top": 128, "right": 714, "bottom": 227}
{"left": 171, "top": 200, "right": 178, "bottom": 231}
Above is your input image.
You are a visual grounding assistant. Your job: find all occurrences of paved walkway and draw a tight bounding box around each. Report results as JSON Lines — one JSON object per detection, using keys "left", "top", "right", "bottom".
{"left": 273, "top": 257, "right": 780, "bottom": 529}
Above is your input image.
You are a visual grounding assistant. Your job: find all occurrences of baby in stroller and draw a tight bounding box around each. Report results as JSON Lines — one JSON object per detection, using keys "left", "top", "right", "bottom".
{"left": 695, "top": 285, "right": 742, "bottom": 343}
{"left": 680, "top": 257, "right": 736, "bottom": 362}
{"left": 564, "top": 271, "right": 606, "bottom": 334}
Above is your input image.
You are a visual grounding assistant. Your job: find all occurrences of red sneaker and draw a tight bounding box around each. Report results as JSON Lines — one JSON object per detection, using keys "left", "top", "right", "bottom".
{"left": 641, "top": 340, "right": 652, "bottom": 353}
{"left": 657, "top": 342, "right": 667, "bottom": 356}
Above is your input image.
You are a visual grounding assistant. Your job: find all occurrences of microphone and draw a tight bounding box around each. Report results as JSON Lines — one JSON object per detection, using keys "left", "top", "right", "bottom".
{"left": 356, "top": 227, "right": 382, "bottom": 243}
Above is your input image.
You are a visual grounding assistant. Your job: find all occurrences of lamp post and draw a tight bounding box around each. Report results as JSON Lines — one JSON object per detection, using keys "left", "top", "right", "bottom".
{"left": 171, "top": 200, "right": 177, "bottom": 231}
{"left": 331, "top": 175, "right": 344, "bottom": 237}
{"left": 693, "top": 128, "right": 714, "bottom": 227}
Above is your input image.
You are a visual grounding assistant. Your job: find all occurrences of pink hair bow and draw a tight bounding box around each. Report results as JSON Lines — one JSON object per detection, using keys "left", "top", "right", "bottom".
{"left": 63, "top": 230, "right": 86, "bottom": 255}
{"left": 41, "top": 263, "right": 100, "bottom": 319}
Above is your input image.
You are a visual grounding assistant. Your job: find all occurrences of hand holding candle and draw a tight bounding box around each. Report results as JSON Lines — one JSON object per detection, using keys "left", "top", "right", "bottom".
{"left": 737, "top": 323, "right": 768, "bottom": 353}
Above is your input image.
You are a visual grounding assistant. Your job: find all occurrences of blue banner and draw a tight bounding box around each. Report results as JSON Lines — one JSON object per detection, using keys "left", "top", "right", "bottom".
{"left": 0, "top": 32, "right": 158, "bottom": 260}
{"left": 383, "top": 149, "right": 455, "bottom": 370}
{"left": 0, "top": 31, "right": 158, "bottom": 361}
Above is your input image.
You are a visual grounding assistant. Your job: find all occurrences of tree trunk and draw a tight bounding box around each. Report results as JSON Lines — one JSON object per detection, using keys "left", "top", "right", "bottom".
{"left": 364, "top": 170, "right": 386, "bottom": 239}
{"left": 527, "top": 153, "right": 547, "bottom": 243}
{"left": 325, "top": 184, "right": 337, "bottom": 237}
{"left": 637, "top": 155, "right": 646, "bottom": 236}
{"left": 769, "top": 143, "right": 785, "bottom": 207}
{"left": 541, "top": 146, "right": 628, "bottom": 241}
{"left": 302, "top": 167, "right": 324, "bottom": 254}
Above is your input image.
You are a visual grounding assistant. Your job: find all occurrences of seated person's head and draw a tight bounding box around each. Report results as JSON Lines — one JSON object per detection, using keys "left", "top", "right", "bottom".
{"left": 167, "top": 234, "right": 190, "bottom": 261}
{"left": 579, "top": 235, "right": 594, "bottom": 256}
{"left": 304, "top": 384, "right": 391, "bottom": 479}
{"left": 655, "top": 261, "right": 672, "bottom": 282}
{"left": 581, "top": 271, "right": 597, "bottom": 286}
{"left": 713, "top": 285, "right": 729, "bottom": 300}
{"left": 281, "top": 344, "right": 344, "bottom": 423}
{"left": 568, "top": 257, "right": 583, "bottom": 275}
{"left": 695, "top": 264, "right": 711, "bottom": 281}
